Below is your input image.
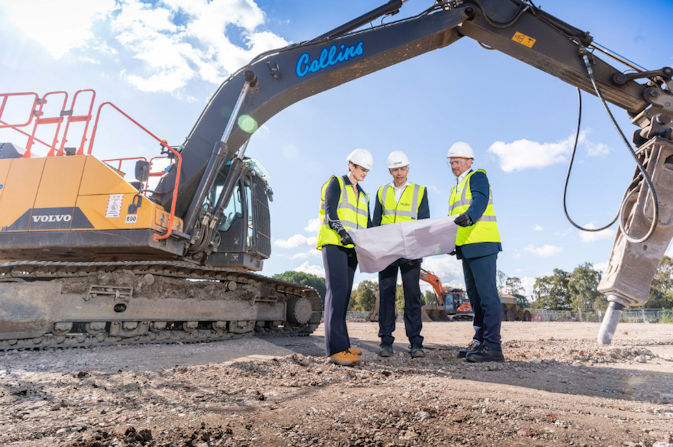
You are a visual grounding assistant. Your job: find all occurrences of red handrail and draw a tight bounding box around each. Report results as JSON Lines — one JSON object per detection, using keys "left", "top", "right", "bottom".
{"left": 0, "top": 118, "right": 56, "bottom": 151}
{"left": 102, "top": 156, "right": 148, "bottom": 171}
{"left": 25, "top": 90, "right": 68, "bottom": 157}
{"left": 55, "top": 89, "right": 96, "bottom": 156}
{"left": 0, "top": 92, "right": 39, "bottom": 129}
{"left": 89, "top": 102, "right": 182, "bottom": 241}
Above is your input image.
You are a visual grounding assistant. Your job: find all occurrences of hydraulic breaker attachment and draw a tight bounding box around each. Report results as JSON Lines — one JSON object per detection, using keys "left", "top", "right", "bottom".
{"left": 597, "top": 137, "right": 673, "bottom": 344}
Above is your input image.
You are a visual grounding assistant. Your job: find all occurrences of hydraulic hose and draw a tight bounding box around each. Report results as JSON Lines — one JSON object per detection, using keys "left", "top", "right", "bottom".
{"left": 562, "top": 88, "right": 619, "bottom": 232}
{"left": 580, "top": 52, "right": 659, "bottom": 244}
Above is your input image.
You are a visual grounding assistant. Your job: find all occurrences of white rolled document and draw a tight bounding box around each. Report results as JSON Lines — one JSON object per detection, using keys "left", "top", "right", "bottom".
{"left": 349, "top": 216, "right": 458, "bottom": 273}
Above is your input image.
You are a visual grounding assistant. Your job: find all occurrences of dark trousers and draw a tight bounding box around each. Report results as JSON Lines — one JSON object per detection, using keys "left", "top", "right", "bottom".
{"left": 378, "top": 259, "right": 424, "bottom": 346}
{"left": 462, "top": 253, "right": 501, "bottom": 350}
{"left": 322, "top": 244, "right": 358, "bottom": 356}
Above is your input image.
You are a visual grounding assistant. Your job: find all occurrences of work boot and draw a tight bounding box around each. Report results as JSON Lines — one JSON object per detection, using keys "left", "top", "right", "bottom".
{"left": 328, "top": 350, "right": 361, "bottom": 366}
{"left": 410, "top": 344, "right": 425, "bottom": 358}
{"left": 457, "top": 339, "right": 481, "bottom": 358}
{"left": 377, "top": 342, "right": 393, "bottom": 357}
{"left": 347, "top": 347, "right": 362, "bottom": 356}
{"left": 465, "top": 345, "right": 504, "bottom": 363}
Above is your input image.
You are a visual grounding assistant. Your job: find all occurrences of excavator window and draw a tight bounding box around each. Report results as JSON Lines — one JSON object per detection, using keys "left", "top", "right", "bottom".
{"left": 219, "top": 183, "right": 242, "bottom": 232}
{"left": 244, "top": 177, "right": 255, "bottom": 248}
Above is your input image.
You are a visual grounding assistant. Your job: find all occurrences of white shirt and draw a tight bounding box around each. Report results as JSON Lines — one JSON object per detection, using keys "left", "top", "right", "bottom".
{"left": 388, "top": 181, "right": 410, "bottom": 203}
{"left": 456, "top": 170, "right": 469, "bottom": 189}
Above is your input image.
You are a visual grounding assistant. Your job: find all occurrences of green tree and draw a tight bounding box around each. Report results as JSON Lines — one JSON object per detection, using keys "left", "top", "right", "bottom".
{"left": 395, "top": 284, "right": 405, "bottom": 313}
{"left": 568, "top": 263, "right": 602, "bottom": 312}
{"left": 423, "top": 289, "right": 437, "bottom": 305}
{"left": 513, "top": 293, "right": 529, "bottom": 309}
{"left": 505, "top": 276, "right": 524, "bottom": 295}
{"left": 272, "top": 271, "right": 326, "bottom": 304}
{"left": 349, "top": 280, "right": 378, "bottom": 311}
{"left": 649, "top": 256, "right": 673, "bottom": 308}
{"left": 532, "top": 268, "right": 571, "bottom": 310}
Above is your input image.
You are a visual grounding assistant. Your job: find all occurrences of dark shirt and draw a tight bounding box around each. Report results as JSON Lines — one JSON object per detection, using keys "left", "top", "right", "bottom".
{"left": 324, "top": 175, "right": 372, "bottom": 228}
{"left": 372, "top": 184, "right": 430, "bottom": 227}
{"left": 455, "top": 170, "right": 502, "bottom": 260}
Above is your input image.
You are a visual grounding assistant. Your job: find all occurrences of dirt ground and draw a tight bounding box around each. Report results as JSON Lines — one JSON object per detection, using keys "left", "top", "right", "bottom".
{"left": 1, "top": 322, "right": 672, "bottom": 447}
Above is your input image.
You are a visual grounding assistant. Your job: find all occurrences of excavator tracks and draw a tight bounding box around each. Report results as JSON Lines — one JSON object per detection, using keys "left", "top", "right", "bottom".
{"left": 0, "top": 261, "right": 322, "bottom": 351}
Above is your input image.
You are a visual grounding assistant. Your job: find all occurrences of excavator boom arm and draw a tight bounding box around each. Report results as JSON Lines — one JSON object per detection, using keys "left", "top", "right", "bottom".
{"left": 158, "top": 0, "right": 670, "bottom": 232}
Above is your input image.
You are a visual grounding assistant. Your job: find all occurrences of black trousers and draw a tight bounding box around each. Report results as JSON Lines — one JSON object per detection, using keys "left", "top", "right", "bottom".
{"left": 462, "top": 253, "right": 502, "bottom": 350}
{"left": 378, "top": 259, "right": 424, "bottom": 346}
{"left": 322, "top": 244, "right": 358, "bottom": 356}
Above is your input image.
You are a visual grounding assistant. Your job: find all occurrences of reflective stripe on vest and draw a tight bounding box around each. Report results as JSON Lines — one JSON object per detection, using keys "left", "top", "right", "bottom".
{"left": 377, "top": 183, "right": 425, "bottom": 224}
{"left": 448, "top": 169, "right": 501, "bottom": 245}
{"left": 316, "top": 175, "right": 369, "bottom": 249}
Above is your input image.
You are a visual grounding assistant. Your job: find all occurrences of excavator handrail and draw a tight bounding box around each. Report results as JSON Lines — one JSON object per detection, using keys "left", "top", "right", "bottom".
{"left": 89, "top": 101, "right": 182, "bottom": 241}
{"left": 0, "top": 91, "right": 39, "bottom": 129}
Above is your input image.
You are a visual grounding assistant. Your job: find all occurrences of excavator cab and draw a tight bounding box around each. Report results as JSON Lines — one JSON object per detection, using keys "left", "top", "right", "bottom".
{"left": 204, "top": 159, "right": 272, "bottom": 271}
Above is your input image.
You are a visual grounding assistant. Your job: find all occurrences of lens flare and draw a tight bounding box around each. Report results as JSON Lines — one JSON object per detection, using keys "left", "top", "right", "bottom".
{"left": 237, "top": 114, "right": 258, "bottom": 133}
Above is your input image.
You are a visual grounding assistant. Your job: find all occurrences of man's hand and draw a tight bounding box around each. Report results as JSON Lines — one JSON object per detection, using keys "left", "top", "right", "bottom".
{"left": 338, "top": 229, "right": 354, "bottom": 246}
{"left": 454, "top": 213, "right": 472, "bottom": 227}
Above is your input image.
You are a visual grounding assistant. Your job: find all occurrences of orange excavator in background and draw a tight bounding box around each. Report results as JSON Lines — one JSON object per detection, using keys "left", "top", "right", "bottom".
{"left": 420, "top": 269, "right": 473, "bottom": 321}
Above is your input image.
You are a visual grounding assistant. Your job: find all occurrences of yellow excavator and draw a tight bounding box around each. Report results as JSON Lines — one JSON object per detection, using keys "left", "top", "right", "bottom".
{"left": 1, "top": 0, "right": 672, "bottom": 348}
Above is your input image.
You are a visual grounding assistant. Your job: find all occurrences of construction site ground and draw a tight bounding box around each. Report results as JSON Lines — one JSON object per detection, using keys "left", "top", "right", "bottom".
{"left": 1, "top": 321, "right": 672, "bottom": 447}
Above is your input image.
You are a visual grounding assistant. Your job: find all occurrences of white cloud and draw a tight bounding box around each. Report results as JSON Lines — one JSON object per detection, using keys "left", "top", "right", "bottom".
{"left": 594, "top": 261, "right": 609, "bottom": 273}
{"left": 295, "top": 262, "right": 324, "bottom": 277}
{"left": 667, "top": 241, "right": 673, "bottom": 257}
{"left": 533, "top": 224, "right": 543, "bottom": 231}
{"left": 488, "top": 130, "right": 611, "bottom": 172}
{"left": 274, "top": 234, "right": 316, "bottom": 249}
{"left": 5, "top": 0, "right": 288, "bottom": 96}
{"left": 520, "top": 276, "right": 536, "bottom": 297}
{"left": 421, "top": 256, "right": 464, "bottom": 287}
{"left": 304, "top": 218, "right": 320, "bottom": 233}
{"left": 291, "top": 250, "right": 320, "bottom": 260}
{"left": 2, "top": 0, "right": 116, "bottom": 59}
{"left": 578, "top": 223, "right": 615, "bottom": 243}
{"left": 488, "top": 134, "right": 576, "bottom": 173}
{"left": 524, "top": 244, "right": 563, "bottom": 257}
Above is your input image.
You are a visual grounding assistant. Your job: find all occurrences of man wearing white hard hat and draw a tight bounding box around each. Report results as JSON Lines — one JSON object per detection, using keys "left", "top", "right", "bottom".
{"left": 316, "top": 148, "right": 373, "bottom": 366}
{"left": 372, "top": 150, "right": 429, "bottom": 358}
{"left": 447, "top": 142, "right": 504, "bottom": 363}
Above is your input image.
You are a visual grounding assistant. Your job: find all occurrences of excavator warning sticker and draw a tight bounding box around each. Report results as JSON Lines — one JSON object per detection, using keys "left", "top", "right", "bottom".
{"left": 125, "top": 215, "right": 137, "bottom": 224}
{"left": 105, "top": 194, "right": 123, "bottom": 218}
{"left": 512, "top": 32, "right": 536, "bottom": 48}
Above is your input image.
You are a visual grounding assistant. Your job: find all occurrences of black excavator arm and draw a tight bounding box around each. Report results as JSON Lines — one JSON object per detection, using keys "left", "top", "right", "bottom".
{"left": 156, "top": 0, "right": 673, "bottom": 345}
{"left": 156, "top": 0, "right": 671, "bottom": 235}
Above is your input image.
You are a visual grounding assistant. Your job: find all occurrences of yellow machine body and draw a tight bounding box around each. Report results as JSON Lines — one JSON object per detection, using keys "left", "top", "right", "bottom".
{"left": 0, "top": 155, "right": 184, "bottom": 261}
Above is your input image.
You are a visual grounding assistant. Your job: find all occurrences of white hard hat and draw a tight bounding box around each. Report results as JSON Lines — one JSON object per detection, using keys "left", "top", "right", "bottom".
{"left": 346, "top": 148, "right": 374, "bottom": 170}
{"left": 387, "top": 150, "right": 410, "bottom": 169}
{"left": 446, "top": 142, "right": 474, "bottom": 159}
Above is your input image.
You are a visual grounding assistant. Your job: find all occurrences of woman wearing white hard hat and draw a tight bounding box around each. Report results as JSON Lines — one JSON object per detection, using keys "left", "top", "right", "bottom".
{"left": 316, "top": 148, "right": 373, "bottom": 366}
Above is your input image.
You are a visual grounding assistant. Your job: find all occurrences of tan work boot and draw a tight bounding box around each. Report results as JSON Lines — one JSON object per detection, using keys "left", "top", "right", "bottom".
{"left": 347, "top": 347, "right": 362, "bottom": 355}
{"left": 328, "top": 350, "right": 360, "bottom": 366}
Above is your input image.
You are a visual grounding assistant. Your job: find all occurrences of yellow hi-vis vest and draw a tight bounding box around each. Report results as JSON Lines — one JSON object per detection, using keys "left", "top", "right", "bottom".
{"left": 377, "top": 183, "right": 425, "bottom": 224}
{"left": 316, "top": 175, "right": 369, "bottom": 249}
{"left": 448, "top": 169, "right": 501, "bottom": 246}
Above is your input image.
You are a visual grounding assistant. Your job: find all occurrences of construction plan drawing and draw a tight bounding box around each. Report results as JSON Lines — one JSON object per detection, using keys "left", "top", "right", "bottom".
{"left": 349, "top": 217, "right": 458, "bottom": 273}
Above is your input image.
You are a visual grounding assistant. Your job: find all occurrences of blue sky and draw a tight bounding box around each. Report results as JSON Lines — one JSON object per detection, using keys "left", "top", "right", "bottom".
{"left": 1, "top": 0, "right": 672, "bottom": 296}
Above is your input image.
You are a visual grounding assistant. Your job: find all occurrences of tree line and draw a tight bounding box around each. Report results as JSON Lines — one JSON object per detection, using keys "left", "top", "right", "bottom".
{"left": 272, "top": 255, "right": 673, "bottom": 312}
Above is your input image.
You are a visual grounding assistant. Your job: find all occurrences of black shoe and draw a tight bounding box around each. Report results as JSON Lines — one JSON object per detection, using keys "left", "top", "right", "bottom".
{"left": 410, "top": 344, "right": 425, "bottom": 358}
{"left": 465, "top": 345, "right": 504, "bottom": 363}
{"left": 457, "top": 340, "right": 481, "bottom": 359}
{"left": 377, "top": 342, "right": 393, "bottom": 357}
